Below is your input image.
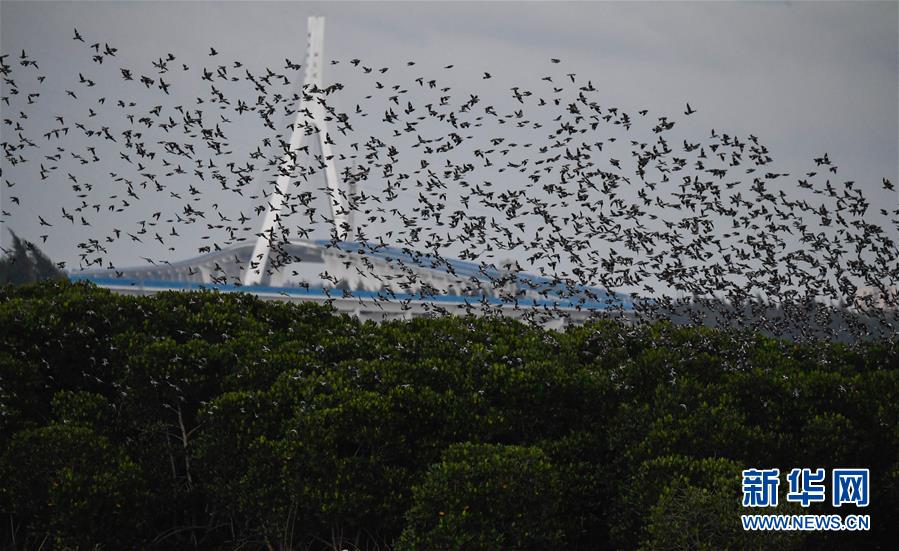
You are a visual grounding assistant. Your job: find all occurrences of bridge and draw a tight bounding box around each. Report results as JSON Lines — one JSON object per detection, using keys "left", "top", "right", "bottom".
{"left": 71, "top": 16, "right": 635, "bottom": 327}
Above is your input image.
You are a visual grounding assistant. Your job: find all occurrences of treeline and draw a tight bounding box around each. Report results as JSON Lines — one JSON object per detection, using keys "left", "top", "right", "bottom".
{"left": 1, "top": 280, "right": 896, "bottom": 550}
{"left": 0, "top": 231, "right": 65, "bottom": 286}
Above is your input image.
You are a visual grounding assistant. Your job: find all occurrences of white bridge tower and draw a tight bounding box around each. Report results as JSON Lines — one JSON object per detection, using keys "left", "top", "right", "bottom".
{"left": 242, "top": 16, "right": 351, "bottom": 286}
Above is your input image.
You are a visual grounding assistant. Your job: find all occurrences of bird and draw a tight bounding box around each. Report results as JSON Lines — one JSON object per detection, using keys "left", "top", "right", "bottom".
{"left": 0, "top": 30, "right": 895, "bottom": 345}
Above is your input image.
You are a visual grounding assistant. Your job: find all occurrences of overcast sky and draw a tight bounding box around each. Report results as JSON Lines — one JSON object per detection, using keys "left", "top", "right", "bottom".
{"left": 1, "top": 1, "right": 897, "bottom": 284}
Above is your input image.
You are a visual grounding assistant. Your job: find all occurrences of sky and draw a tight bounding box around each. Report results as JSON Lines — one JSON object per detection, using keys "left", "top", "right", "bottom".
{"left": 1, "top": 1, "right": 897, "bottom": 294}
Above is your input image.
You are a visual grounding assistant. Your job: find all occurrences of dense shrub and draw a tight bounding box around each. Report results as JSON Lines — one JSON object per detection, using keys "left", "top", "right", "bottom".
{"left": 0, "top": 279, "right": 896, "bottom": 549}
{"left": 0, "top": 423, "right": 147, "bottom": 549}
{"left": 398, "top": 442, "right": 564, "bottom": 550}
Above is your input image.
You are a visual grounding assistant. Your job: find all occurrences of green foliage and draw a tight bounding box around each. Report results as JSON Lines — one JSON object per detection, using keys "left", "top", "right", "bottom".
{"left": 0, "top": 423, "right": 147, "bottom": 549}
{"left": 0, "top": 279, "right": 896, "bottom": 549}
{"left": 639, "top": 476, "right": 805, "bottom": 551}
{"left": 398, "top": 442, "right": 564, "bottom": 550}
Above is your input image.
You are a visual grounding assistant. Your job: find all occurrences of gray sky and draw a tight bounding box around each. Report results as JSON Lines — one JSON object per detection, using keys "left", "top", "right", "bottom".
{"left": 1, "top": 1, "right": 897, "bottom": 293}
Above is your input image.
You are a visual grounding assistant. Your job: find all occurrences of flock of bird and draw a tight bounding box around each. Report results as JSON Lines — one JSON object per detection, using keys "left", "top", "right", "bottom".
{"left": 1, "top": 27, "right": 897, "bottom": 343}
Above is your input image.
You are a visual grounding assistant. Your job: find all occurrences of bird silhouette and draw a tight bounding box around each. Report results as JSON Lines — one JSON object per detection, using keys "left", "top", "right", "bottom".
{"left": 0, "top": 34, "right": 895, "bottom": 343}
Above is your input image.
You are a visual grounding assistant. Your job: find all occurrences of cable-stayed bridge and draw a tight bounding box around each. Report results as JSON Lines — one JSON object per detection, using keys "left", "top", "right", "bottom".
{"left": 71, "top": 16, "right": 635, "bottom": 327}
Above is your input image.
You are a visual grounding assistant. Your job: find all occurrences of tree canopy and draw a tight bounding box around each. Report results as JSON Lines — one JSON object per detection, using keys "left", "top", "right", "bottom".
{"left": 1, "top": 280, "right": 896, "bottom": 549}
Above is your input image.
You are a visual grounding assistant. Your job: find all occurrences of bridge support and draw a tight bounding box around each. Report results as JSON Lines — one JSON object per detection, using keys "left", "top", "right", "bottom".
{"left": 242, "top": 16, "right": 350, "bottom": 286}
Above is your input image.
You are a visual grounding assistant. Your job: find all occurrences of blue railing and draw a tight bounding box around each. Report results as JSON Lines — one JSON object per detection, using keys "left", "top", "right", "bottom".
{"left": 69, "top": 274, "right": 635, "bottom": 311}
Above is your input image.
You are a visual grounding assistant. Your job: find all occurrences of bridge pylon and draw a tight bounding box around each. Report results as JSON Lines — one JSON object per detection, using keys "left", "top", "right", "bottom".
{"left": 242, "top": 16, "right": 350, "bottom": 286}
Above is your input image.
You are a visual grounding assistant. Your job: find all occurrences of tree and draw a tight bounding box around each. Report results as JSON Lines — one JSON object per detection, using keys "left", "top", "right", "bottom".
{"left": 398, "top": 442, "right": 565, "bottom": 550}
{"left": 0, "top": 230, "right": 65, "bottom": 285}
